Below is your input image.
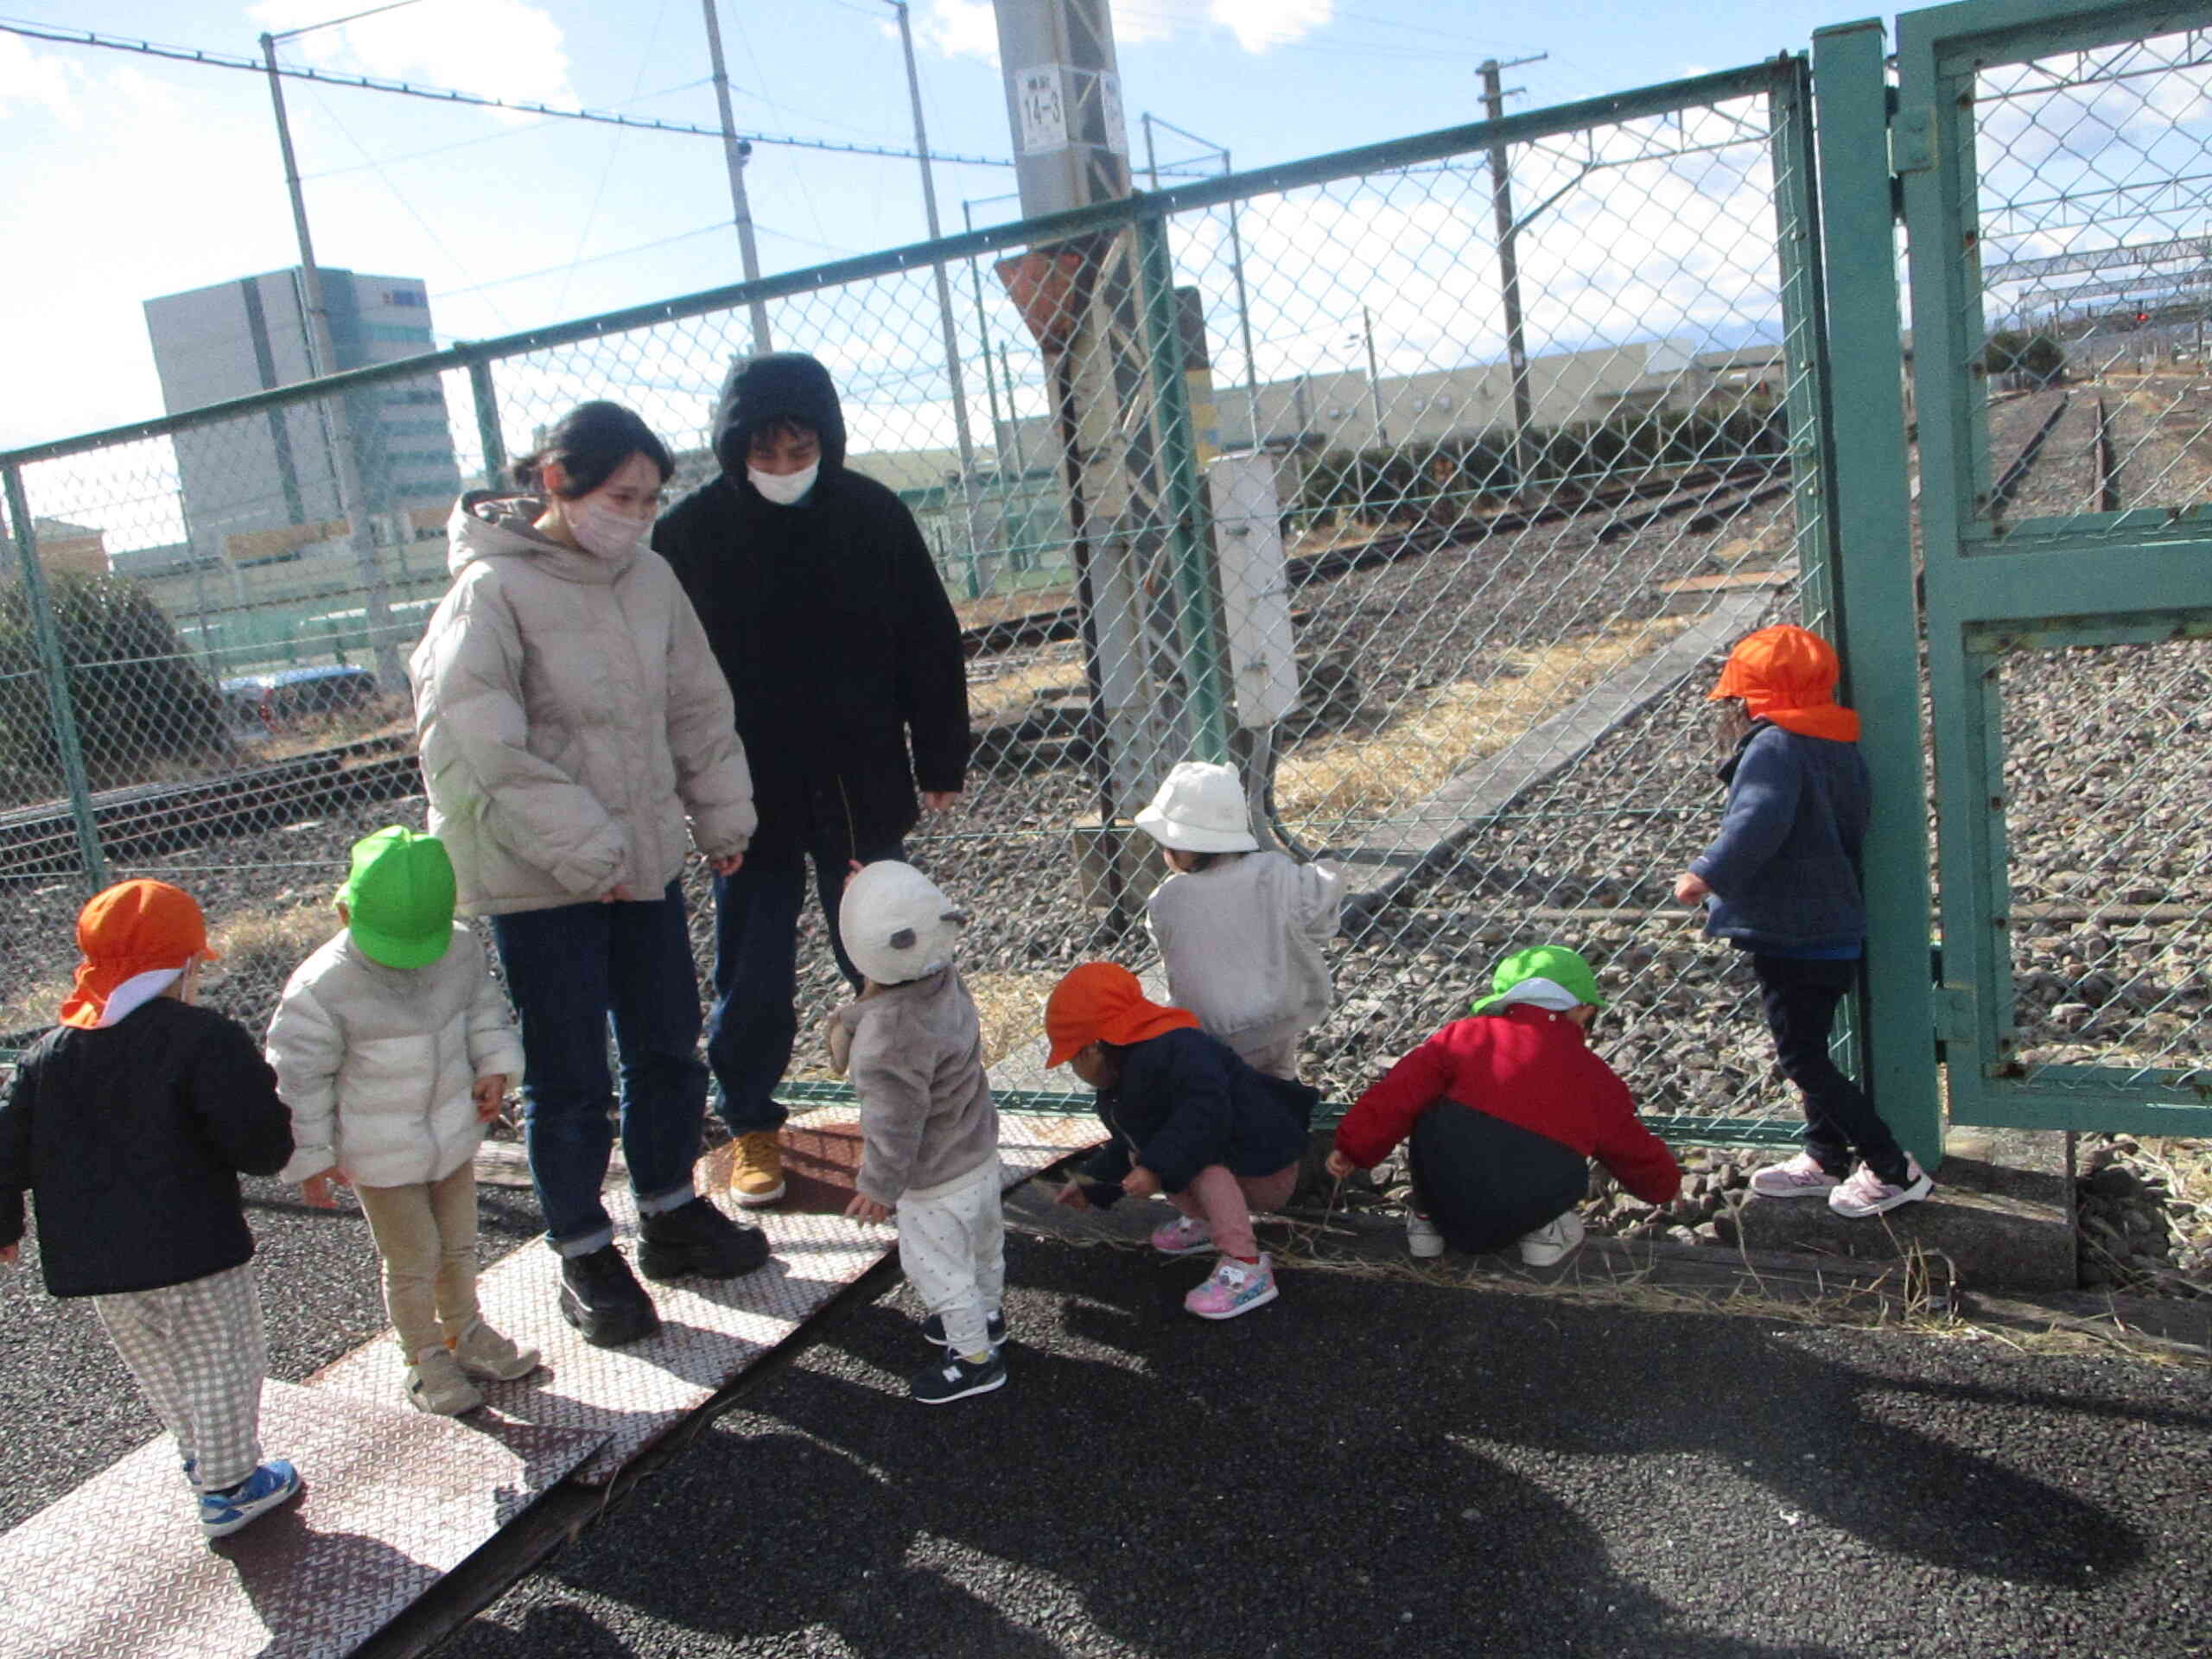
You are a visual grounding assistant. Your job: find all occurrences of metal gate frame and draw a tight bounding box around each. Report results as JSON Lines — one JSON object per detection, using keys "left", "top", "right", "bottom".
{"left": 1828, "top": 0, "right": 2212, "bottom": 1136}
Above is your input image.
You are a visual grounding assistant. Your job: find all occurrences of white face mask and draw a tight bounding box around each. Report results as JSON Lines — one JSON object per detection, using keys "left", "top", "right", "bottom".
{"left": 748, "top": 461, "right": 819, "bottom": 506}
{"left": 567, "top": 499, "right": 650, "bottom": 559}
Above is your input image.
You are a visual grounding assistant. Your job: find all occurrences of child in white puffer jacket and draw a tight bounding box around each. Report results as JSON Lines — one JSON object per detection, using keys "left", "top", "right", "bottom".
{"left": 267, "top": 827, "right": 537, "bottom": 1415}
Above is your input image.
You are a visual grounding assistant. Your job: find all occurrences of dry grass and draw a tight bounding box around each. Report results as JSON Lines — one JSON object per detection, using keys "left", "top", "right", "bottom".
{"left": 1273, "top": 619, "right": 1692, "bottom": 825}
{"left": 969, "top": 645, "right": 1086, "bottom": 720}
{"left": 206, "top": 899, "right": 337, "bottom": 995}
{"left": 966, "top": 969, "right": 1058, "bottom": 1065}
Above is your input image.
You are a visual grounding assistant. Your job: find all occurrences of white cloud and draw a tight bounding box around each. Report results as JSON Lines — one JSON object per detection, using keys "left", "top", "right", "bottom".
{"left": 246, "top": 0, "right": 578, "bottom": 114}
{"left": 1208, "top": 0, "right": 1332, "bottom": 54}
{"left": 0, "top": 32, "right": 84, "bottom": 125}
{"left": 918, "top": 0, "right": 1002, "bottom": 65}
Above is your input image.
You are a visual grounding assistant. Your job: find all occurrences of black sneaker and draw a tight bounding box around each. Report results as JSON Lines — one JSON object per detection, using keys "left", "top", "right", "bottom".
{"left": 911, "top": 1347, "right": 1007, "bottom": 1406}
{"left": 558, "top": 1244, "right": 660, "bottom": 1347}
{"left": 637, "top": 1196, "right": 770, "bottom": 1281}
{"left": 921, "top": 1310, "right": 1007, "bottom": 1350}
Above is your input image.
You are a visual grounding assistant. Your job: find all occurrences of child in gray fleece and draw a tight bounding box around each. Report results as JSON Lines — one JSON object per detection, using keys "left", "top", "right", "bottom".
{"left": 830, "top": 861, "right": 1006, "bottom": 1406}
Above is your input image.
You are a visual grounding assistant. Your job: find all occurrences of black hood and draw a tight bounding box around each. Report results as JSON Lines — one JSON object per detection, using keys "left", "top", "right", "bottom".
{"left": 711, "top": 352, "right": 848, "bottom": 477}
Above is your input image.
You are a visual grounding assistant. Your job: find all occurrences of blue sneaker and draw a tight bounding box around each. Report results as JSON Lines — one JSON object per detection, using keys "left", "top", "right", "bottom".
{"left": 198, "top": 1459, "right": 302, "bottom": 1540}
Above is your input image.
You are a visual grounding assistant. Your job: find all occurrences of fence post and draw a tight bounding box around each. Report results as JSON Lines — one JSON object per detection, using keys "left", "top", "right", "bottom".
{"left": 1811, "top": 19, "right": 1942, "bottom": 1168}
{"left": 1134, "top": 210, "right": 1230, "bottom": 765}
{"left": 467, "top": 358, "right": 507, "bottom": 491}
{"left": 4, "top": 465, "right": 109, "bottom": 894}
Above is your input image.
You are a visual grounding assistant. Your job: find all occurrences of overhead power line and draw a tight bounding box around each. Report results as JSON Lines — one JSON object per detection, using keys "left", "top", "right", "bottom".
{"left": 0, "top": 15, "right": 1019, "bottom": 167}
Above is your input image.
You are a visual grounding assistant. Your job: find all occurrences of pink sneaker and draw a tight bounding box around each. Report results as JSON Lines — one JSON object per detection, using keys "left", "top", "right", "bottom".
{"left": 1749, "top": 1153, "right": 1844, "bottom": 1199}
{"left": 1183, "top": 1254, "right": 1278, "bottom": 1320}
{"left": 1150, "top": 1216, "right": 1213, "bottom": 1255}
{"left": 1828, "top": 1156, "right": 1934, "bottom": 1218}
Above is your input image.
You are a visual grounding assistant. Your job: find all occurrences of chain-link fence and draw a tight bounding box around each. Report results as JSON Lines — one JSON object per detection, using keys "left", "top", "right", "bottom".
{"left": 2, "top": 59, "right": 1843, "bottom": 1145}
{"left": 1929, "top": 17, "right": 2212, "bottom": 1101}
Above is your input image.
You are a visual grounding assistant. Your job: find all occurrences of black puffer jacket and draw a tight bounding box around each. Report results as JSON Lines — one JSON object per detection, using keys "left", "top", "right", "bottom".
{"left": 0, "top": 998, "right": 294, "bottom": 1298}
{"left": 654, "top": 353, "right": 970, "bottom": 863}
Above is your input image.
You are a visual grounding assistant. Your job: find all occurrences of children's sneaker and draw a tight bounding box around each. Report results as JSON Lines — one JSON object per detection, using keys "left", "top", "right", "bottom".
{"left": 638, "top": 1195, "right": 769, "bottom": 1281}
{"left": 728, "top": 1132, "right": 787, "bottom": 1207}
{"left": 1406, "top": 1211, "right": 1445, "bottom": 1260}
{"left": 922, "top": 1309, "right": 1007, "bottom": 1350}
{"left": 405, "top": 1347, "right": 485, "bottom": 1416}
{"left": 1750, "top": 1153, "right": 1846, "bottom": 1199}
{"left": 911, "top": 1347, "right": 1007, "bottom": 1405}
{"left": 558, "top": 1243, "right": 661, "bottom": 1347}
{"left": 1149, "top": 1215, "right": 1213, "bottom": 1255}
{"left": 1518, "top": 1210, "right": 1586, "bottom": 1268}
{"left": 198, "top": 1459, "right": 302, "bottom": 1540}
{"left": 1184, "top": 1254, "right": 1279, "bottom": 1320}
{"left": 1827, "top": 1156, "right": 1934, "bottom": 1218}
{"left": 449, "top": 1319, "right": 540, "bottom": 1382}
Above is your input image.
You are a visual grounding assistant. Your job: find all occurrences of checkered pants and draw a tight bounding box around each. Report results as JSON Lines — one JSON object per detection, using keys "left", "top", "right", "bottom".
{"left": 94, "top": 1262, "right": 266, "bottom": 1493}
{"left": 896, "top": 1154, "right": 1006, "bottom": 1358}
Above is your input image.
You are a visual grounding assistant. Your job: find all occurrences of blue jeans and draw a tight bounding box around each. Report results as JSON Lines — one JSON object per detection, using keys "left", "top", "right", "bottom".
{"left": 706, "top": 836, "right": 904, "bottom": 1135}
{"left": 490, "top": 882, "right": 709, "bottom": 1255}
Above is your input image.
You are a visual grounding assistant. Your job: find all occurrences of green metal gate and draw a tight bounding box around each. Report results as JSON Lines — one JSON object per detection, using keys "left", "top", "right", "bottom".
{"left": 1826, "top": 0, "right": 2212, "bottom": 1136}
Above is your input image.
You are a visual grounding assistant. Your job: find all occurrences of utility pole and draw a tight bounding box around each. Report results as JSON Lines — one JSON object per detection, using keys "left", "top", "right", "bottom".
{"left": 1141, "top": 113, "right": 1262, "bottom": 448}
{"left": 701, "top": 0, "right": 771, "bottom": 353}
{"left": 1480, "top": 54, "right": 1545, "bottom": 493}
{"left": 891, "top": 0, "right": 985, "bottom": 582}
{"left": 259, "top": 3, "right": 409, "bottom": 696}
{"left": 1362, "top": 305, "right": 1386, "bottom": 446}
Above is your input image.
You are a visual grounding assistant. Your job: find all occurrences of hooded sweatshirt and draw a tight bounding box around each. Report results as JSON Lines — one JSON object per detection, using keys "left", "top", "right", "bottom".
{"left": 410, "top": 493, "right": 757, "bottom": 915}
{"left": 653, "top": 353, "right": 971, "bottom": 864}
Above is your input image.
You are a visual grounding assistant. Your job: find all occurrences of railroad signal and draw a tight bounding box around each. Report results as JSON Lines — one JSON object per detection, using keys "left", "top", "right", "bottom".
{"left": 2135, "top": 309, "right": 2151, "bottom": 323}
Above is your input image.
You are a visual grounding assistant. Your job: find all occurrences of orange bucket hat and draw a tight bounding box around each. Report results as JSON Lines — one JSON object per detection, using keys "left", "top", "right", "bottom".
{"left": 1708, "top": 625, "right": 1860, "bottom": 743}
{"left": 59, "top": 880, "right": 219, "bottom": 1030}
{"left": 1045, "top": 963, "right": 1199, "bottom": 1067}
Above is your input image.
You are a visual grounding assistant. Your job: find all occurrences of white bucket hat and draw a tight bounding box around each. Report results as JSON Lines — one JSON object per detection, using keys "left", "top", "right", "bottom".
{"left": 1134, "top": 760, "right": 1258, "bottom": 854}
{"left": 839, "top": 861, "right": 967, "bottom": 986}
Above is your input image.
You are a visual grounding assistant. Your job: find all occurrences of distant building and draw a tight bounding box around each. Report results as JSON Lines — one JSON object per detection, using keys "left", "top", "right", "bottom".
{"left": 0, "top": 518, "right": 108, "bottom": 583}
{"left": 143, "top": 268, "right": 462, "bottom": 564}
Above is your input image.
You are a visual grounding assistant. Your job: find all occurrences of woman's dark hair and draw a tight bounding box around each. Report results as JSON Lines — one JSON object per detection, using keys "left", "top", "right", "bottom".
{"left": 511, "top": 401, "right": 676, "bottom": 498}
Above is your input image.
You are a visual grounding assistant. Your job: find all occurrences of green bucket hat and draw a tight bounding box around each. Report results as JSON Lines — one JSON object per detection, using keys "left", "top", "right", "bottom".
{"left": 340, "top": 827, "right": 456, "bottom": 969}
{"left": 1469, "top": 944, "right": 1605, "bottom": 1016}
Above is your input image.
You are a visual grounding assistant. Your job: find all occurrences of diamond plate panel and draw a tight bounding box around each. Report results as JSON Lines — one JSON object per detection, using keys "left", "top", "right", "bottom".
{"left": 0, "top": 1381, "right": 602, "bottom": 1659}
{"left": 308, "top": 1113, "right": 1098, "bottom": 1484}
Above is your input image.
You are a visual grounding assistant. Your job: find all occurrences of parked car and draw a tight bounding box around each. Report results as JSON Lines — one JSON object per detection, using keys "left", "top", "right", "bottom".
{"left": 221, "top": 664, "right": 380, "bottom": 734}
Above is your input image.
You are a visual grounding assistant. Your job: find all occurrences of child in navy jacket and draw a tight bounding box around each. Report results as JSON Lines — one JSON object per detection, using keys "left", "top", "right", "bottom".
{"left": 1328, "top": 946, "right": 1679, "bottom": 1264}
{"left": 1046, "top": 963, "right": 1315, "bottom": 1321}
{"left": 1672, "top": 625, "right": 1931, "bottom": 1217}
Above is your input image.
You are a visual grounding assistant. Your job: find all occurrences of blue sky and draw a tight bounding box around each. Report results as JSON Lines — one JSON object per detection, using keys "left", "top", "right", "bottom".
{"left": 0, "top": 0, "right": 1868, "bottom": 450}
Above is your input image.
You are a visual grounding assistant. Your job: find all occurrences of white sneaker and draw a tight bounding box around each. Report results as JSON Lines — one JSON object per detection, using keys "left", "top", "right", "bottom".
{"left": 1405, "top": 1211, "right": 1445, "bottom": 1259}
{"left": 1750, "top": 1153, "right": 1844, "bottom": 1199}
{"left": 405, "top": 1347, "right": 485, "bottom": 1415}
{"left": 1827, "top": 1156, "right": 1934, "bottom": 1218}
{"left": 1518, "top": 1210, "right": 1586, "bottom": 1268}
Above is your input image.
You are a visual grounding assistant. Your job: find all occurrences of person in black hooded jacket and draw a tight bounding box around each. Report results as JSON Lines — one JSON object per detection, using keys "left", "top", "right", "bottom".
{"left": 654, "top": 353, "right": 970, "bottom": 1205}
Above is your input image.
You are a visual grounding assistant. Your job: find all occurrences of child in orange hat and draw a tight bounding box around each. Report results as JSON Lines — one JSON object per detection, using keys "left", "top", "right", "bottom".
{"left": 1046, "top": 963, "right": 1317, "bottom": 1319}
{"left": 1671, "top": 626, "right": 1932, "bottom": 1217}
{"left": 0, "top": 880, "right": 304, "bottom": 1540}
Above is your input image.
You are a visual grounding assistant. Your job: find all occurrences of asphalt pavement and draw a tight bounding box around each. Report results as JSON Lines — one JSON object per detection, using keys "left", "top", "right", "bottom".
{"left": 435, "top": 1226, "right": 2212, "bottom": 1659}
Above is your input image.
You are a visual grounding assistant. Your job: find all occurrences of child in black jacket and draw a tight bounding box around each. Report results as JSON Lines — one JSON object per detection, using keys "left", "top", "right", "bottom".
{"left": 1045, "top": 963, "right": 1316, "bottom": 1321}
{"left": 0, "top": 880, "right": 302, "bottom": 1541}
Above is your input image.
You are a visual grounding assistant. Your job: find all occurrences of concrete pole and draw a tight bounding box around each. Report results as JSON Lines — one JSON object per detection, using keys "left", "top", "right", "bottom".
{"left": 259, "top": 31, "right": 401, "bottom": 696}
{"left": 701, "top": 1, "right": 772, "bottom": 353}
{"left": 892, "top": 0, "right": 986, "bottom": 582}
{"left": 1480, "top": 57, "right": 1537, "bottom": 492}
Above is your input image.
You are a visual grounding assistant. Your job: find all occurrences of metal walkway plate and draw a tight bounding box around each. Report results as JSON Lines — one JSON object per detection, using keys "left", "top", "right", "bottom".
{"left": 308, "top": 1111, "right": 1099, "bottom": 1484}
{"left": 0, "top": 1380, "right": 604, "bottom": 1659}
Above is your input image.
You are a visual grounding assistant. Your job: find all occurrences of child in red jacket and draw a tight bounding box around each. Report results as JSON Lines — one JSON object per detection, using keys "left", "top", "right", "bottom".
{"left": 1326, "top": 945, "right": 1679, "bottom": 1266}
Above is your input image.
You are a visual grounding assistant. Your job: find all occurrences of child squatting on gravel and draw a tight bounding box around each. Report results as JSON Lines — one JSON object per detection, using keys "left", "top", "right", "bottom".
{"left": 1671, "top": 625, "right": 1934, "bottom": 1218}
{"left": 1134, "top": 760, "right": 1343, "bottom": 1079}
{"left": 1046, "top": 963, "right": 1319, "bottom": 1320}
{"left": 266, "top": 828, "right": 540, "bottom": 1416}
{"left": 828, "top": 861, "right": 1007, "bottom": 1406}
{"left": 1325, "top": 945, "right": 1681, "bottom": 1264}
{"left": 0, "top": 880, "right": 304, "bottom": 1541}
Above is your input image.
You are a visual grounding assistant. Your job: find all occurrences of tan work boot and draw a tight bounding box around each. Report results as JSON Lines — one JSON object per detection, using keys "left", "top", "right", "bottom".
{"left": 729, "top": 1130, "right": 787, "bottom": 1206}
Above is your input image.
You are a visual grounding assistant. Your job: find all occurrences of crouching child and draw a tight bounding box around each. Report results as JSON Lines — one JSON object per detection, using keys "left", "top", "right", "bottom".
{"left": 832, "top": 861, "right": 1007, "bottom": 1406}
{"left": 1326, "top": 946, "right": 1681, "bottom": 1266}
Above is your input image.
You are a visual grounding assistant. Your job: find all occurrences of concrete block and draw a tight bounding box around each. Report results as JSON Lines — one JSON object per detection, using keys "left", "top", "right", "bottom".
{"left": 1738, "top": 1130, "right": 2077, "bottom": 1293}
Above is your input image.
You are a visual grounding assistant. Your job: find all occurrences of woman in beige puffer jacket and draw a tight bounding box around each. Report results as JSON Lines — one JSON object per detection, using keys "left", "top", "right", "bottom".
{"left": 409, "top": 401, "right": 770, "bottom": 1348}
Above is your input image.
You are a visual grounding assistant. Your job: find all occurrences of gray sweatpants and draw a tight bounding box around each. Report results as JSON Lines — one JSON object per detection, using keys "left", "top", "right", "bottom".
{"left": 94, "top": 1262, "right": 266, "bottom": 1492}
{"left": 896, "top": 1155, "right": 1006, "bottom": 1358}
